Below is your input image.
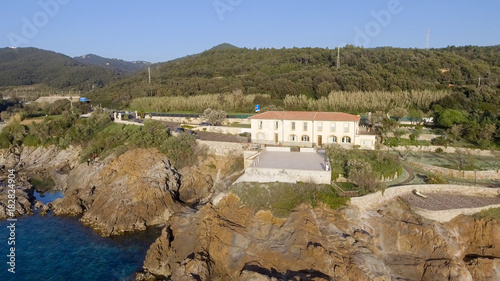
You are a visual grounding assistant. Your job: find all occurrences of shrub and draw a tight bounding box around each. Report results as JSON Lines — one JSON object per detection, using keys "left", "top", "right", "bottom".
{"left": 426, "top": 174, "right": 447, "bottom": 184}
{"left": 435, "top": 147, "right": 444, "bottom": 153}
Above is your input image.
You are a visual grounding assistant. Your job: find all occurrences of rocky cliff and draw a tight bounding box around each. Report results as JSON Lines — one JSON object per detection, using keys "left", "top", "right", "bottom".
{"left": 137, "top": 194, "right": 500, "bottom": 281}
{"left": 3, "top": 145, "right": 499, "bottom": 280}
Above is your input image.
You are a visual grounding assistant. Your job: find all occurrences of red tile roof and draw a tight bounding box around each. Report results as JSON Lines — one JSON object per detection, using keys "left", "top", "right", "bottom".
{"left": 249, "top": 111, "right": 361, "bottom": 121}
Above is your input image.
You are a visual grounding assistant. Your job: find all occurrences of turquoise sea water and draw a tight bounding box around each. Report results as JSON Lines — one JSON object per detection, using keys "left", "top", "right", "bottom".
{"left": 33, "top": 190, "right": 64, "bottom": 204}
{"left": 0, "top": 211, "right": 160, "bottom": 281}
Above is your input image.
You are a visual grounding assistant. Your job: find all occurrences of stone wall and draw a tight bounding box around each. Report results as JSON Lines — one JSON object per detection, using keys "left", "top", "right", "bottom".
{"left": 350, "top": 184, "right": 500, "bottom": 212}
{"left": 197, "top": 140, "right": 246, "bottom": 157}
{"left": 150, "top": 116, "right": 250, "bottom": 125}
{"left": 193, "top": 126, "right": 250, "bottom": 135}
{"left": 392, "top": 145, "right": 495, "bottom": 157}
{"left": 236, "top": 167, "right": 331, "bottom": 184}
{"left": 407, "top": 160, "right": 500, "bottom": 180}
{"left": 413, "top": 204, "right": 500, "bottom": 223}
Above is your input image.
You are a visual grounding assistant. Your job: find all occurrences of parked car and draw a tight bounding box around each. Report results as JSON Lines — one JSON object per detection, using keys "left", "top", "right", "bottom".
{"left": 175, "top": 127, "right": 185, "bottom": 133}
{"left": 188, "top": 130, "right": 201, "bottom": 139}
{"left": 199, "top": 122, "right": 212, "bottom": 126}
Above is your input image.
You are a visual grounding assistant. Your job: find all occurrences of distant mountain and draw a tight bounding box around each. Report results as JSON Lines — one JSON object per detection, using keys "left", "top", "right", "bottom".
{"left": 74, "top": 54, "right": 150, "bottom": 75}
{"left": 0, "top": 47, "right": 121, "bottom": 90}
{"left": 207, "top": 43, "right": 240, "bottom": 51}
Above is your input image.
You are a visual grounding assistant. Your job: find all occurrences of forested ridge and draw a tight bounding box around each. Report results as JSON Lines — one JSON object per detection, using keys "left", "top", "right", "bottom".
{"left": 0, "top": 47, "right": 121, "bottom": 90}
{"left": 88, "top": 45, "right": 500, "bottom": 108}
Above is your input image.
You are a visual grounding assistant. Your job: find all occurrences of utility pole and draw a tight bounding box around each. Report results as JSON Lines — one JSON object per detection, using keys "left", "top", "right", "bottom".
{"left": 336, "top": 46, "right": 340, "bottom": 69}
{"left": 478, "top": 77, "right": 481, "bottom": 87}
{"left": 148, "top": 66, "right": 151, "bottom": 84}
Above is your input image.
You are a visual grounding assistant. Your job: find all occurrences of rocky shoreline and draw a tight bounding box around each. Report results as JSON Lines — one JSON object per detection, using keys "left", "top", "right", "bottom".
{"left": 2, "top": 145, "right": 500, "bottom": 280}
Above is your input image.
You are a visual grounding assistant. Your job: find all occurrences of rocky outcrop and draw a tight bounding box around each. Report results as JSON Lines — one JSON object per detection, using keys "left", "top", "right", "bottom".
{"left": 0, "top": 174, "right": 34, "bottom": 220}
{"left": 138, "top": 195, "right": 500, "bottom": 281}
{"left": 52, "top": 148, "right": 186, "bottom": 236}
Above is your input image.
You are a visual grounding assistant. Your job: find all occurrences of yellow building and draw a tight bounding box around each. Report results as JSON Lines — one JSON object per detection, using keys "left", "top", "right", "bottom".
{"left": 249, "top": 111, "right": 376, "bottom": 149}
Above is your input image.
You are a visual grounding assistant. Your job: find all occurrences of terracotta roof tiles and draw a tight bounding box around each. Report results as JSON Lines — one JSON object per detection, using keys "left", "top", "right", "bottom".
{"left": 249, "top": 111, "right": 360, "bottom": 122}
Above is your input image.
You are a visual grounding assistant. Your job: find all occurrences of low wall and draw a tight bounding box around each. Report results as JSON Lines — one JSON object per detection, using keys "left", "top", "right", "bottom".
{"left": 265, "top": 147, "right": 291, "bottom": 152}
{"left": 413, "top": 204, "right": 500, "bottom": 223}
{"left": 197, "top": 140, "right": 245, "bottom": 157}
{"left": 392, "top": 145, "right": 495, "bottom": 157}
{"left": 194, "top": 126, "right": 250, "bottom": 135}
{"left": 237, "top": 167, "right": 331, "bottom": 184}
{"left": 114, "top": 120, "right": 144, "bottom": 126}
{"left": 350, "top": 184, "right": 500, "bottom": 212}
{"left": 150, "top": 116, "right": 250, "bottom": 125}
{"left": 407, "top": 160, "right": 500, "bottom": 180}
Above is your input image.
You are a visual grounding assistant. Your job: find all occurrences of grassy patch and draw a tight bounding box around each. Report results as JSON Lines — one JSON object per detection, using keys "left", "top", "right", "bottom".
{"left": 29, "top": 177, "right": 56, "bottom": 192}
{"left": 472, "top": 208, "right": 500, "bottom": 220}
{"left": 231, "top": 182, "right": 348, "bottom": 217}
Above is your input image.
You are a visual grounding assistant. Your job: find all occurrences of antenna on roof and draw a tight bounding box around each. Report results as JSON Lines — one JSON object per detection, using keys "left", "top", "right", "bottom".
{"left": 426, "top": 28, "right": 430, "bottom": 50}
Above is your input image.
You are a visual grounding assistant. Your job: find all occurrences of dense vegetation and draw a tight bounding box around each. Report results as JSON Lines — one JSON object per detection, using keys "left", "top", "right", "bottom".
{"left": 88, "top": 45, "right": 500, "bottom": 108}
{"left": 0, "top": 107, "right": 202, "bottom": 169}
{"left": 0, "top": 47, "right": 121, "bottom": 90}
{"left": 326, "top": 145, "right": 403, "bottom": 194}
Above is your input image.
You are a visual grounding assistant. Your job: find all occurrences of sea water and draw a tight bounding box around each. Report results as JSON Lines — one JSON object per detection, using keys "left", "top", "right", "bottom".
{"left": 0, "top": 210, "right": 160, "bottom": 280}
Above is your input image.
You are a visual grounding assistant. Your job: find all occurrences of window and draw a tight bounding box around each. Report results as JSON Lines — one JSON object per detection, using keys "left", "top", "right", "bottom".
{"left": 318, "top": 122, "right": 323, "bottom": 132}
{"left": 344, "top": 123, "right": 349, "bottom": 133}
{"left": 291, "top": 122, "right": 295, "bottom": 130}
{"left": 301, "top": 135, "right": 310, "bottom": 142}
{"left": 342, "top": 136, "right": 351, "bottom": 143}
{"left": 362, "top": 140, "right": 373, "bottom": 146}
{"left": 328, "top": 136, "right": 337, "bottom": 143}
{"left": 289, "top": 135, "right": 297, "bottom": 142}
{"left": 274, "top": 121, "right": 279, "bottom": 130}
{"left": 258, "top": 121, "right": 263, "bottom": 129}
{"left": 303, "top": 122, "right": 308, "bottom": 131}
{"left": 257, "top": 133, "right": 265, "bottom": 140}
{"left": 330, "top": 122, "right": 336, "bottom": 132}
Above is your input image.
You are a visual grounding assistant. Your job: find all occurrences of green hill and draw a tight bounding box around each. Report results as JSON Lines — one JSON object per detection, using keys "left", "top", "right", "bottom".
{"left": 0, "top": 47, "right": 121, "bottom": 90}
{"left": 74, "top": 54, "right": 150, "bottom": 75}
{"left": 88, "top": 45, "right": 500, "bottom": 108}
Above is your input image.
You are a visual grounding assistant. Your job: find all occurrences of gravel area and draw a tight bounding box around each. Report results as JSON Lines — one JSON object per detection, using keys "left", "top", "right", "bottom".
{"left": 401, "top": 193, "right": 500, "bottom": 211}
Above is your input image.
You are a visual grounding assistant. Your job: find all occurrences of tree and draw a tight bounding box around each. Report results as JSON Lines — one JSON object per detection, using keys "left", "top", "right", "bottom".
{"left": 389, "top": 107, "right": 408, "bottom": 122}
{"left": 202, "top": 108, "right": 226, "bottom": 126}
{"left": 447, "top": 124, "right": 463, "bottom": 142}
{"left": 434, "top": 109, "right": 467, "bottom": 127}
{"left": 345, "top": 159, "right": 381, "bottom": 192}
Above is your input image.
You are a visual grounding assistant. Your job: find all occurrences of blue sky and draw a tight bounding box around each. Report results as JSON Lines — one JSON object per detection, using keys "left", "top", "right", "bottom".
{"left": 1, "top": 0, "right": 499, "bottom": 62}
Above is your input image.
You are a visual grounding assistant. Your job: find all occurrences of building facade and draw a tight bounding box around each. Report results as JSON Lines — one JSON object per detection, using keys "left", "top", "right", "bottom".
{"left": 250, "top": 111, "right": 376, "bottom": 149}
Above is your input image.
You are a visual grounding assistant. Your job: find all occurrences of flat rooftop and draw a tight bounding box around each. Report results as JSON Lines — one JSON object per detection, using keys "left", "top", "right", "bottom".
{"left": 254, "top": 151, "right": 327, "bottom": 171}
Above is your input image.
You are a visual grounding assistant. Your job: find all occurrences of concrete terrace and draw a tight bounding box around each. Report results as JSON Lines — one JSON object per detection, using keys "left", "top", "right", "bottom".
{"left": 235, "top": 148, "right": 331, "bottom": 184}
{"left": 254, "top": 150, "right": 327, "bottom": 171}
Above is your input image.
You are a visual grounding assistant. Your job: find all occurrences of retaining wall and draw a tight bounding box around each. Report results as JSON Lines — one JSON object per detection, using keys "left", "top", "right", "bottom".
{"left": 150, "top": 116, "right": 250, "bottom": 125}
{"left": 194, "top": 126, "right": 250, "bottom": 135}
{"left": 197, "top": 140, "right": 245, "bottom": 157}
{"left": 350, "top": 184, "right": 500, "bottom": 212}
{"left": 236, "top": 167, "right": 331, "bottom": 184}
{"left": 392, "top": 145, "right": 495, "bottom": 157}
{"left": 413, "top": 204, "right": 500, "bottom": 223}
{"left": 407, "top": 160, "right": 500, "bottom": 180}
